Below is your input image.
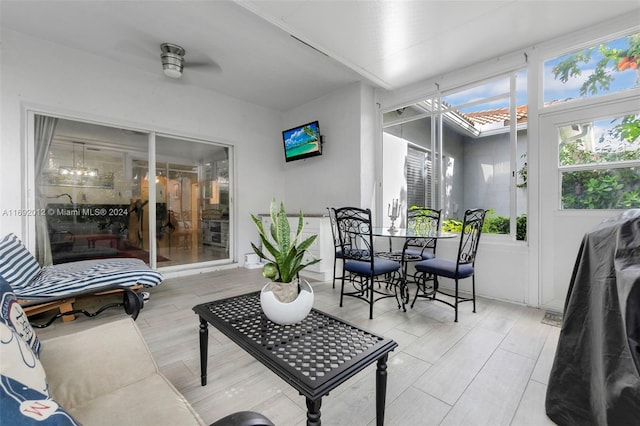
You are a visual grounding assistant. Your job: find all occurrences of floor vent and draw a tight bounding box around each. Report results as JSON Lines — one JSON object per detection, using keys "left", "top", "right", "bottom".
{"left": 541, "top": 311, "right": 563, "bottom": 327}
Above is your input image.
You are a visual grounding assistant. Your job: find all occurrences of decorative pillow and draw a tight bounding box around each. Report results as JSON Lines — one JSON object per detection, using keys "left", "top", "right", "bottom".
{"left": 0, "top": 277, "right": 40, "bottom": 356}
{"left": 0, "top": 323, "right": 79, "bottom": 425}
{"left": 0, "top": 233, "right": 41, "bottom": 287}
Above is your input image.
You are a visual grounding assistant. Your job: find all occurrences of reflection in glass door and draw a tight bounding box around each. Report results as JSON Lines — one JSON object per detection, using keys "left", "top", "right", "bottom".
{"left": 154, "top": 136, "right": 231, "bottom": 267}
{"left": 34, "top": 115, "right": 232, "bottom": 268}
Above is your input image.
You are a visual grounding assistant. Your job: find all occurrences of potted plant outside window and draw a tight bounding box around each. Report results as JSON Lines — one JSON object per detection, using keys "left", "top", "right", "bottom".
{"left": 251, "top": 199, "right": 320, "bottom": 324}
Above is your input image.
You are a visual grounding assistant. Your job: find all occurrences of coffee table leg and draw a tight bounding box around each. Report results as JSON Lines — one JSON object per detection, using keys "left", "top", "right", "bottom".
{"left": 376, "top": 354, "right": 389, "bottom": 426}
{"left": 305, "top": 397, "right": 322, "bottom": 426}
{"left": 199, "top": 317, "right": 209, "bottom": 386}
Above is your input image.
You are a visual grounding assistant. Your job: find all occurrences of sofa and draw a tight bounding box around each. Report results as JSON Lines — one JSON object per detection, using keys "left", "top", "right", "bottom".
{"left": 0, "top": 280, "right": 273, "bottom": 425}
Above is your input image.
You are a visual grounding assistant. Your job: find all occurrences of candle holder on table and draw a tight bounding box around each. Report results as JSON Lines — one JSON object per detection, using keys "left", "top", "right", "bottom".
{"left": 388, "top": 199, "right": 399, "bottom": 232}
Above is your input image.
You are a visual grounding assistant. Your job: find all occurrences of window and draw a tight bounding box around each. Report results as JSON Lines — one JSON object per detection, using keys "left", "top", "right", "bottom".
{"left": 544, "top": 32, "right": 640, "bottom": 105}
{"left": 382, "top": 70, "right": 528, "bottom": 240}
{"left": 559, "top": 113, "right": 640, "bottom": 209}
{"left": 406, "top": 147, "right": 432, "bottom": 209}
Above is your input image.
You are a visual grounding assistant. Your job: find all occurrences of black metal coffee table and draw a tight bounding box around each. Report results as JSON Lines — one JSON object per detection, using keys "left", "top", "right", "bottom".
{"left": 193, "top": 292, "right": 398, "bottom": 426}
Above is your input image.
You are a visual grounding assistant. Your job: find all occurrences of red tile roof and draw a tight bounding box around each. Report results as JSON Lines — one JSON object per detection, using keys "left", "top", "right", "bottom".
{"left": 462, "top": 105, "right": 528, "bottom": 127}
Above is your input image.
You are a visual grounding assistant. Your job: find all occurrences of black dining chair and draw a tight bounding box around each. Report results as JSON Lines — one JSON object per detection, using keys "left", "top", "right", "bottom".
{"left": 327, "top": 207, "right": 344, "bottom": 289}
{"left": 397, "top": 207, "right": 442, "bottom": 305}
{"left": 410, "top": 208, "right": 486, "bottom": 322}
{"left": 403, "top": 207, "right": 442, "bottom": 260}
{"left": 334, "top": 207, "right": 402, "bottom": 319}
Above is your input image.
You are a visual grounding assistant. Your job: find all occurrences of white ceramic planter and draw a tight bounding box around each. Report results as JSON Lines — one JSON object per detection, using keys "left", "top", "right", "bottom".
{"left": 260, "top": 279, "right": 314, "bottom": 325}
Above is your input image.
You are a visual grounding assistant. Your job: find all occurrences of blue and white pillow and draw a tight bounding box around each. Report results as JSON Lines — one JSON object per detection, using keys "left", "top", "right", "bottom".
{"left": 0, "top": 233, "right": 41, "bottom": 287}
{"left": 0, "top": 322, "right": 79, "bottom": 425}
{"left": 0, "top": 277, "right": 40, "bottom": 356}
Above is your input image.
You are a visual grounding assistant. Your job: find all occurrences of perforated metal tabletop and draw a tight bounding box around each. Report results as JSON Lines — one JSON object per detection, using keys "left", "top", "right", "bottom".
{"left": 193, "top": 291, "right": 398, "bottom": 426}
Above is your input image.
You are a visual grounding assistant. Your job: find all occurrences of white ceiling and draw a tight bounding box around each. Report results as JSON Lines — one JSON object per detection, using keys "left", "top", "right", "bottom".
{"left": 2, "top": 1, "right": 640, "bottom": 111}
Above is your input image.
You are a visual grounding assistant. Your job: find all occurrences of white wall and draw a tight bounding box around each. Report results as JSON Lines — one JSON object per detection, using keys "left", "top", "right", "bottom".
{"left": 282, "top": 82, "right": 367, "bottom": 215}
{"left": 0, "top": 29, "right": 284, "bottom": 265}
{"left": 382, "top": 133, "right": 408, "bottom": 227}
{"left": 463, "top": 130, "right": 528, "bottom": 217}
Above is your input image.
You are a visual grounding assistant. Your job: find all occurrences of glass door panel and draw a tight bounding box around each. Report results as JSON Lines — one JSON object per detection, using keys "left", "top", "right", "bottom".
{"left": 34, "top": 115, "right": 232, "bottom": 269}
{"left": 155, "top": 136, "right": 230, "bottom": 267}
{"left": 37, "top": 118, "right": 143, "bottom": 264}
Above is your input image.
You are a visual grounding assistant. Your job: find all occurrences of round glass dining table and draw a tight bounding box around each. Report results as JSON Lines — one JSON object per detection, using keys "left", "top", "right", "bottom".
{"left": 372, "top": 227, "right": 456, "bottom": 239}
{"left": 371, "top": 227, "right": 457, "bottom": 308}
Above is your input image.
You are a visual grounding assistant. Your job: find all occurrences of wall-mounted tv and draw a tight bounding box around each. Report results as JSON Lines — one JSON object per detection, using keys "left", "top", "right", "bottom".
{"left": 282, "top": 121, "right": 322, "bottom": 162}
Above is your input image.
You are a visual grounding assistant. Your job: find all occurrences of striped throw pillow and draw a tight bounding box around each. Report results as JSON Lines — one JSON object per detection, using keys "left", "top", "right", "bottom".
{"left": 0, "top": 234, "right": 41, "bottom": 287}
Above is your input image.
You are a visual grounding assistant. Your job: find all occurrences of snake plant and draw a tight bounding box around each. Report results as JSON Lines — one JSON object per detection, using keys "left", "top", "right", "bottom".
{"left": 251, "top": 199, "right": 320, "bottom": 283}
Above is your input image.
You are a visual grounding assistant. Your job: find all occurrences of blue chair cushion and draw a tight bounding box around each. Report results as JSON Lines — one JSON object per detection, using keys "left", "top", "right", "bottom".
{"left": 404, "top": 248, "right": 435, "bottom": 260}
{"left": 344, "top": 257, "right": 400, "bottom": 276}
{"left": 0, "top": 277, "right": 40, "bottom": 357}
{"left": 415, "top": 258, "right": 474, "bottom": 279}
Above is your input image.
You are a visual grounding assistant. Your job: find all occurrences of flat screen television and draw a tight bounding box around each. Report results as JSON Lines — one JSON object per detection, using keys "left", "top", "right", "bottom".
{"left": 282, "top": 121, "right": 322, "bottom": 162}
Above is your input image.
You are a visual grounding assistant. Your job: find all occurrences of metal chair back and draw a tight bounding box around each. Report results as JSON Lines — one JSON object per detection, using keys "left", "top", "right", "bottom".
{"left": 334, "top": 207, "right": 373, "bottom": 263}
{"left": 456, "top": 208, "right": 487, "bottom": 270}
{"left": 327, "top": 207, "right": 341, "bottom": 252}
{"left": 404, "top": 207, "right": 442, "bottom": 257}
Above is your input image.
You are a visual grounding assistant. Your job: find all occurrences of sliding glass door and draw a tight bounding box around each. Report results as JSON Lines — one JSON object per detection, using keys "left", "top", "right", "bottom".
{"left": 154, "top": 136, "right": 231, "bottom": 267}
{"left": 34, "top": 115, "right": 232, "bottom": 268}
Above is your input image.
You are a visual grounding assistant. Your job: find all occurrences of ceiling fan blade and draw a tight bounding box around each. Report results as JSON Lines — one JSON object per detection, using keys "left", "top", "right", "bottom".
{"left": 184, "top": 54, "right": 222, "bottom": 73}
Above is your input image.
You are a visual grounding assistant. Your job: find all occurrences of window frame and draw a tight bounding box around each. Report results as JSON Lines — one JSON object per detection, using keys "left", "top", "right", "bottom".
{"left": 381, "top": 69, "right": 527, "bottom": 240}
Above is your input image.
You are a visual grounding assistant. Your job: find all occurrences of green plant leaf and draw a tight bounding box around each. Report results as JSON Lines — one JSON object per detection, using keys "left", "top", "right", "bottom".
{"left": 251, "top": 198, "right": 321, "bottom": 283}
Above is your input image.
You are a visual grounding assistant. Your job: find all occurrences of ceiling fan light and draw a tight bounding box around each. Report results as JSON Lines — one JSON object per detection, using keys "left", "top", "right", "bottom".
{"left": 161, "top": 52, "right": 183, "bottom": 78}
{"left": 160, "top": 43, "right": 185, "bottom": 79}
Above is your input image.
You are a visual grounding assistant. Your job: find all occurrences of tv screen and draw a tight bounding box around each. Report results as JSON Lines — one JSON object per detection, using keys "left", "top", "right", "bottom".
{"left": 282, "top": 121, "right": 322, "bottom": 162}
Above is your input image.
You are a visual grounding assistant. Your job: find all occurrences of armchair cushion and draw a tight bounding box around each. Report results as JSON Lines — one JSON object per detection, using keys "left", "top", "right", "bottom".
{"left": 415, "top": 258, "right": 474, "bottom": 279}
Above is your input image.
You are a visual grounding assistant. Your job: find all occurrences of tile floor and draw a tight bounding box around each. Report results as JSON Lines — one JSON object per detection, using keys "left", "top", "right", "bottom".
{"left": 35, "top": 267, "right": 560, "bottom": 425}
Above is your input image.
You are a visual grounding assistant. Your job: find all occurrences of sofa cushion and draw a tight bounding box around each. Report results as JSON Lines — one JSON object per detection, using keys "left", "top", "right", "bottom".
{"left": 66, "top": 374, "right": 204, "bottom": 426}
{"left": 39, "top": 318, "right": 159, "bottom": 409}
{"left": 38, "top": 317, "right": 204, "bottom": 425}
{"left": 0, "top": 277, "right": 41, "bottom": 356}
{"left": 0, "top": 233, "right": 41, "bottom": 287}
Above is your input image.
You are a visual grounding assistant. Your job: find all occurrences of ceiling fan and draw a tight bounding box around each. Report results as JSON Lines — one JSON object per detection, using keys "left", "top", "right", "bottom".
{"left": 160, "top": 42, "right": 220, "bottom": 79}
{"left": 160, "top": 43, "right": 187, "bottom": 78}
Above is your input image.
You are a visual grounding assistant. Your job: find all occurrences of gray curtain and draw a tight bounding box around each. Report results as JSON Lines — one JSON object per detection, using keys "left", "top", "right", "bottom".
{"left": 34, "top": 115, "right": 58, "bottom": 266}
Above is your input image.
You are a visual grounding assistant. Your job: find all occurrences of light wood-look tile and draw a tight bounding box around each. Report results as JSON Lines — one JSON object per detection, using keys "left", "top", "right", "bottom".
{"left": 32, "top": 267, "right": 560, "bottom": 425}
{"left": 530, "top": 327, "right": 561, "bottom": 385}
{"left": 441, "top": 348, "right": 535, "bottom": 426}
{"left": 412, "top": 327, "right": 506, "bottom": 405}
{"left": 511, "top": 381, "right": 556, "bottom": 426}
{"left": 382, "top": 386, "right": 451, "bottom": 426}
{"left": 500, "top": 307, "right": 552, "bottom": 360}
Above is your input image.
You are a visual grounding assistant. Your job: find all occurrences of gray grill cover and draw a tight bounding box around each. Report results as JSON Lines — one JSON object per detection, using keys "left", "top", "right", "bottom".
{"left": 546, "top": 209, "right": 640, "bottom": 425}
